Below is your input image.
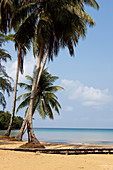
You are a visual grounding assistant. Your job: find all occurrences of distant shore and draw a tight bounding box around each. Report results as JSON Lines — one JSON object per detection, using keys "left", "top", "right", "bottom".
{"left": 0, "top": 137, "right": 113, "bottom": 170}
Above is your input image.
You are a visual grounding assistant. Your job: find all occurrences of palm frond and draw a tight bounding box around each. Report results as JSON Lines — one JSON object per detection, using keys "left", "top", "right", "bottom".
{"left": 82, "top": 0, "right": 99, "bottom": 9}
{"left": 25, "top": 75, "right": 33, "bottom": 83}
{"left": 46, "top": 86, "right": 64, "bottom": 93}
{"left": 66, "top": 4, "right": 95, "bottom": 27}
{"left": 44, "top": 99, "right": 54, "bottom": 120}
{"left": 16, "top": 92, "right": 30, "bottom": 101}
{"left": 38, "top": 100, "right": 47, "bottom": 119}
{"left": 14, "top": 8, "right": 39, "bottom": 50}
{"left": 0, "top": 92, "right": 6, "bottom": 110}
{"left": 16, "top": 95, "right": 30, "bottom": 113}
{"left": 16, "top": 67, "right": 63, "bottom": 120}
{"left": 18, "top": 82, "right": 32, "bottom": 91}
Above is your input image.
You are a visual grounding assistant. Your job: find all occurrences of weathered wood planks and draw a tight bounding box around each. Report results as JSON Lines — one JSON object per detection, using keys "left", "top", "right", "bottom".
{"left": 0, "top": 147, "right": 113, "bottom": 154}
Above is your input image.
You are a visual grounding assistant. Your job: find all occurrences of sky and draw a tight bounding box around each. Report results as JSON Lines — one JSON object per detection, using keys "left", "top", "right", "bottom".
{"left": 1, "top": 0, "right": 113, "bottom": 128}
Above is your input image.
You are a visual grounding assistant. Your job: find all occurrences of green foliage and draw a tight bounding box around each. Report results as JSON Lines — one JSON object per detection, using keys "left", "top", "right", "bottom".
{"left": 0, "top": 0, "right": 98, "bottom": 64}
{"left": 0, "top": 34, "right": 13, "bottom": 109}
{"left": 16, "top": 67, "right": 64, "bottom": 120}
{"left": 0, "top": 75, "right": 13, "bottom": 109}
{"left": 0, "top": 110, "right": 23, "bottom": 130}
{"left": 0, "top": 33, "right": 12, "bottom": 61}
{"left": 0, "top": 0, "right": 99, "bottom": 74}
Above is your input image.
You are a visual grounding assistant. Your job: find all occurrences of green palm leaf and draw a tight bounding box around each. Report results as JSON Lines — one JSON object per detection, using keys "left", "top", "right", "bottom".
{"left": 16, "top": 95, "right": 30, "bottom": 113}
{"left": 16, "top": 67, "right": 63, "bottom": 120}
{"left": 0, "top": 33, "right": 13, "bottom": 109}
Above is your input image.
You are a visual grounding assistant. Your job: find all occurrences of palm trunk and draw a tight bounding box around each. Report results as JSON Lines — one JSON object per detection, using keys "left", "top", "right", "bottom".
{"left": 15, "top": 49, "right": 49, "bottom": 143}
{"left": 35, "top": 49, "right": 49, "bottom": 88}
{"left": 15, "top": 97, "right": 40, "bottom": 140}
{"left": 15, "top": 46, "right": 43, "bottom": 141}
{"left": 22, "top": 97, "right": 40, "bottom": 135}
{"left": 15, "top": 111, "right": 29, "bottom": 140}
{"left": 3, "top": 54, "right": 20, "bottom": 136}
{"left": 27, "top": 49, "right": 49, "bottom": 144}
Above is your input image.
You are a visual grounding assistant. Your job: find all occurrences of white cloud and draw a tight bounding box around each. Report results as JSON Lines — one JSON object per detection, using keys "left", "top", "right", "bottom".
{"left": 66, "top": 106, "right": 73, "bottom": 111}
{"left": 5, "top": 60, "right": 17, "bottom": 79}
{"left": 5, "top": 54, "right": 37, "bottom": 82}
{"left": 61, "top": 79, "right": 112, "bottom": 107}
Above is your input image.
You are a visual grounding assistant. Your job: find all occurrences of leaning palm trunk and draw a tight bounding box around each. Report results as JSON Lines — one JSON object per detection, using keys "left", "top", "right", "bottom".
{"left": 3, "top": 53, "right": 20, "bottom": 136}
{"left": 20, "top": 96, "right": 40, "bottom": 136}
{"left": 15, "top": 47, "right": 49, "bottom": 142}
{"left": 27, "top": 49, "right": 49, "bottom": 144}
{"left": 15, "top": 54, "right": 41, "bottom": 141}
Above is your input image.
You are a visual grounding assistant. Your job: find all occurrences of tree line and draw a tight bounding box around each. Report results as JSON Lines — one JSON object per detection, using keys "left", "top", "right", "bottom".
{"left": 0, "top": 111, "right": 23, "bottom": 130}
{"left": 0, "top": 0, "right": 99, "bottom": 147}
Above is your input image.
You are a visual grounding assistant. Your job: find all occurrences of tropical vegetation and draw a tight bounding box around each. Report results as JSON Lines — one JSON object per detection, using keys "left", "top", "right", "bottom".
{"left": 0, "top": 111, "right": 23, "bottom": 130}
{"left": 16, "top": 67, "right": 63, "bottom": 120}
{"left": 0, "top": 0, "right": 99, "bottom": 146}
{"left": 16, "top": 67, "right": 63, "bottom": 142}
{"left": 13, "top": 0, "right": 99, "bottom": 144}
{"left": 0, "top": 34, "right": 13, "bottom": 110}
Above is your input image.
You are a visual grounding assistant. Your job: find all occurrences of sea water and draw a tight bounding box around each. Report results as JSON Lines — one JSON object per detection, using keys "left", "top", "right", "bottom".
{"left": 1, "top": 128, "right": 113, "bottom": 144}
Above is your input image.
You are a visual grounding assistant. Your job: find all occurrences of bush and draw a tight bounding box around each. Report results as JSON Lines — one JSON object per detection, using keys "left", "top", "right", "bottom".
{"left": 0, "top": 110, "right": 23, "bottom": 130}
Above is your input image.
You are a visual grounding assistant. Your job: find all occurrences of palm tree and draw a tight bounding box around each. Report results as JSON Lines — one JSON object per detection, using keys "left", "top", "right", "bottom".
{"left": 0, "top": 67, "right": 13, "bottom": 110}
{"left": 14, "top": 0, "right": 99, "bottom": 144}
{"left": 0, "top": 1, "right": 29, "bottom": 136}
{"left": 0, "top": 0, "right": 99, "bottom": 142}
{"left": 0, "top": 34, "right": 13, "bottom": 109}
{"left": 16, "top": 67, "right": 63, "bottom": 141}
{"left": 0, "top": 0, "right": 40, "bottom": 137}
{"left": 0, "top": 33, "right": 12, "bottom": 61}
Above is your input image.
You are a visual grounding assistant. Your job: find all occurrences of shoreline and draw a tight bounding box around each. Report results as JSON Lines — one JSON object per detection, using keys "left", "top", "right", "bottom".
{"left": 1, "top": 128, "right": 113, "bottom": 146}
{"left": 0, "top": 135, "right": 113, "bottom": 149}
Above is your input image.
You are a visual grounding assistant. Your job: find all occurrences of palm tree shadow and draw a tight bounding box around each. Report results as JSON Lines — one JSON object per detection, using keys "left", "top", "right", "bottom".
{"left": 0, "top": 135, "right": 23, "bottom": 147}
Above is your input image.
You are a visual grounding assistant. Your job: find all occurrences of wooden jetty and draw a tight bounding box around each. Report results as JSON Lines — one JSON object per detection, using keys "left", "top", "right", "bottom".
{"left": 0, "top": 147, "right": 113, "bottom": 155}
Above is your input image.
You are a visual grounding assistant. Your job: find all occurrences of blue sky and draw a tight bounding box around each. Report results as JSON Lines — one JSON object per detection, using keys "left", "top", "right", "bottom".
{"left": 2, "top": 0, "right": 113, "bottom": 128}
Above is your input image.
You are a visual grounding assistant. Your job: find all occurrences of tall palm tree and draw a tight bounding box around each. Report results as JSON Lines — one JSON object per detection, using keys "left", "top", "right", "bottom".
{"left": 3, "top": 46, "right": 23, "bottom": 136}
{"left": 0, "top": 0, "right": 28, "bottom": 136}
{"left": 14, "top": 0, "right": 99, "bottom": 144}
{"left": 16, "top": 67, "right": 63, "bottom": 141}
{"left": 0, "top": 0, "right": 99, "bottom": 142}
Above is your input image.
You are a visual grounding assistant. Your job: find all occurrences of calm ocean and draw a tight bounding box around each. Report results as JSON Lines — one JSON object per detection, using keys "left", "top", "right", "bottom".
{"left": 1, "top": 128, "right": 113, "bottom": 145}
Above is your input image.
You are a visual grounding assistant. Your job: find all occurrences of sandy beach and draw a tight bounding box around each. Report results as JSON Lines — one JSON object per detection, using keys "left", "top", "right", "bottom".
{"left": 0, "top": 138, "right": 113, "bottom": 170}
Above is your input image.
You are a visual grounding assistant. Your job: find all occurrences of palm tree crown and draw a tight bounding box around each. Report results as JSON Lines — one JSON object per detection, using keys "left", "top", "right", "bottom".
{"left": 10, "top": 0, "right": 99, "bottom": 62}
{"left": 16, "top": 67, "right": 64, "bottom": 119}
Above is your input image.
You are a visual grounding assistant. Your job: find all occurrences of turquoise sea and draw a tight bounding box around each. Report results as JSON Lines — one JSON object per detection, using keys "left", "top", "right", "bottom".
{"left": 1, "top": 128, "right": 113, "bottom": 145}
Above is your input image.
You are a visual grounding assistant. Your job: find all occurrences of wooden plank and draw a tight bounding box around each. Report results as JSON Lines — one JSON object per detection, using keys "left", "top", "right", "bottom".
{"left": 0, "top": 147, "right": 113, "bottom": 154}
